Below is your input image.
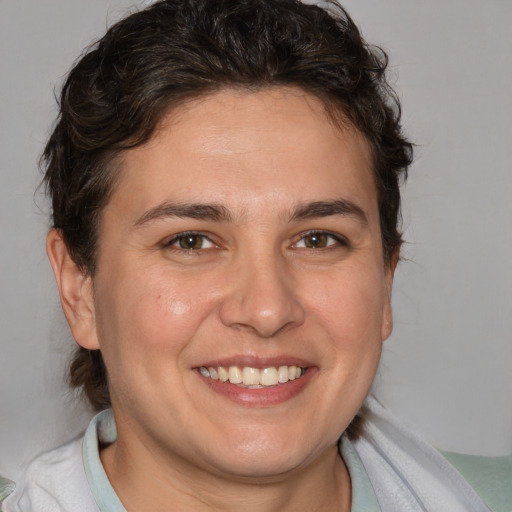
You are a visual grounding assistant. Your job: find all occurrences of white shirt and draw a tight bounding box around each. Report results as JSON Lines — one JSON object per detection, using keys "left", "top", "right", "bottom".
{"left": 3, "top": 397, "right": 501, "bottom": 512}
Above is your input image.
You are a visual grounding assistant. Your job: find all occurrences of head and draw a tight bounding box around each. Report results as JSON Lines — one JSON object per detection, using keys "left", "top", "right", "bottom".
{"left": 44, "top": 0, "right": 412, "bottom": 454}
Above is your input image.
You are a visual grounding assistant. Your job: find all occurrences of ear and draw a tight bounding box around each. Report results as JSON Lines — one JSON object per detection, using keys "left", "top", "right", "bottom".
{"left": 46, "top": 229, "right": 100, "bottom": 350}
{"left": 381, "top": 249, "right": 399, "bottom": 341}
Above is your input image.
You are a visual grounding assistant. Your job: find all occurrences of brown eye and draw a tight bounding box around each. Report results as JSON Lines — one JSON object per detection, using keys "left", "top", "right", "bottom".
{"left": 178, "top": 234, "right": 203, "bottom": 250}
{"left": 303, "top": 232, "right": 329, "bottom": 249}
{"left": 166, "top": 233, "right": 215, "bottom": 250}
{"left": 294, "top": 231, "right": 346, "bottom": 249}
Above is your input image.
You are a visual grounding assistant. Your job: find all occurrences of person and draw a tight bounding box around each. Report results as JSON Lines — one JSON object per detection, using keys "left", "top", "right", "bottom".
{"left": 1, "top": 0, "right": 510, "bottom": 510}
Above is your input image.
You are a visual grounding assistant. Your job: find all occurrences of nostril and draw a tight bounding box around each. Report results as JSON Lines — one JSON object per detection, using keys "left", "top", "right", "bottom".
{"left": 218, "top": 260, "right": 306, "bottom": 336}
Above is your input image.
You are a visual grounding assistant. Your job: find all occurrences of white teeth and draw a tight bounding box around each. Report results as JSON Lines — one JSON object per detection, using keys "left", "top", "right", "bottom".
{"left": 228, "top": 366, "right": 243, "bottom": 384}
{"left": 278, "top": 365, "right": 289, "bottom": 383}
{"left": 218, "top": 366, "right": 229, "bottom": 382}
{"left": 242, "top": 366, "right": 260, "bottom": 386}
{"left": 261, "top": 367, "right": 278, "bottom": 386}
{"left": 199, "top": 365, "right": 305, "bottom": 387}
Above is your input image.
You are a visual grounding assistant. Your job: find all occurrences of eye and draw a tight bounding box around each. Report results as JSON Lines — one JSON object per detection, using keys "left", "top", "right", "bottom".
{"left": 164, "top": 232, "right": 216, "bottom": 251}
{"left": 294, "top": 231, "right": 346, "bottom": 249}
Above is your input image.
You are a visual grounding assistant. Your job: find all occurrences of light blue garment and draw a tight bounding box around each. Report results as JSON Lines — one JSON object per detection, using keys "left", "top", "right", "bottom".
{"left": 82, "top": 409, "right": 124, "bottom": 511}
{"left": 1, "top": 406, "right": 511, "bottom": 511}
{"left": 349, "top": 397, "right": 509, "bottom": 512}
{"left": 82, "top": 408, "right": 512, "bottom": 512}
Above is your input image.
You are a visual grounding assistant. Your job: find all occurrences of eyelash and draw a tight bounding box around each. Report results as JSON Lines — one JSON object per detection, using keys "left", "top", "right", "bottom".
{"left": 162, "top": 231, "right": 217, "bottom": 251}
{"left": 292, "top": 230, "right": 348, "bottom": 250}
{"left": 162, "top": 230, "right": 348, "bottom": 253}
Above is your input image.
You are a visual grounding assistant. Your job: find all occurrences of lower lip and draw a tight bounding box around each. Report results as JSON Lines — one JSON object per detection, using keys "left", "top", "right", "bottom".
{"left": 196, "top": 368, "right": 317, "bottom": 406}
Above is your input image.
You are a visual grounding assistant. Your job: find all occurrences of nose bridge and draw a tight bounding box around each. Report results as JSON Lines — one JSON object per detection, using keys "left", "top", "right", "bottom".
{"left": 219, "top": 246, "right": 305, "bottom": 337}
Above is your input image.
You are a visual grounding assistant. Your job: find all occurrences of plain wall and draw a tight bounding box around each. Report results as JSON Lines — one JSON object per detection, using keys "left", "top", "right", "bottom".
{"left": 1, "top": 0, "right": 511, "bottom": 481}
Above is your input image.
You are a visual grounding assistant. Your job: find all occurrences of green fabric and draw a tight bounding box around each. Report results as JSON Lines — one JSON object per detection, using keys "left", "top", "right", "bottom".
{"left": 0, "top": 477, "right": 15, "bottom": 510}
{"left": 340, "top": 436, "right": 381, "bottom": 512}
{"left": 442, "top": 451, "right": 512, "bottom": 512}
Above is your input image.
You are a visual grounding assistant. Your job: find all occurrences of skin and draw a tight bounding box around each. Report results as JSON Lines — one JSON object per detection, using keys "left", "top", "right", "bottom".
{"left": 48, "top": 87, "right": 396, "bottom": 511}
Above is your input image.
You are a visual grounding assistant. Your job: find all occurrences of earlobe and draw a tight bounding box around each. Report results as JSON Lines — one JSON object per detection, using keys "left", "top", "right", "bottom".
{"left": 381, "top": 249, "right": 399, "bottom": 342}
{"left": 46, "top": 229, "right": 100, "bottom": 350}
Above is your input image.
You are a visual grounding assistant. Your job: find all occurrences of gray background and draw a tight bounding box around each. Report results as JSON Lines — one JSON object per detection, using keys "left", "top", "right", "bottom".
{"left": 1, "top": 0, "right": 511, "bottom": 482}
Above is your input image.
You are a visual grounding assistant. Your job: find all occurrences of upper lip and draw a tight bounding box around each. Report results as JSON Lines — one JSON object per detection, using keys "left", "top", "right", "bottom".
{"left": 196, "top": 355, "right": 313, "bottom": 369}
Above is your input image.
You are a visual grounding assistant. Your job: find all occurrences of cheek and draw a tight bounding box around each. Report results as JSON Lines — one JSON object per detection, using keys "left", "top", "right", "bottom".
{"left": 306, "top": 262, "right": 387, "bottom": 337}
{"left": 92, "top": 271, "right": 209, "bottom": 408}
{"left": 302, "top": 261, "right": 387, "bottom": 395}
{"left": 164, "top": 298, "right": 191, "bottom": 316}
{"left": 93, "top": 263, "right": 233, "bottom": 389}
{"left": 94, "top": 268, "right": 208, "bottom": 360}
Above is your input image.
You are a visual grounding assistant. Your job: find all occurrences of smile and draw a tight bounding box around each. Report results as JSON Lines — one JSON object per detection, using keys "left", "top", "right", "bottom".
{"left": 198, "top": 365, "right": 306, "bottom": 388}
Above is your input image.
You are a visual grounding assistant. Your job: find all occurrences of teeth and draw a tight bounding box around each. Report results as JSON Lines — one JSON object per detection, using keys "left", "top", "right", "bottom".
{"left": 261, "top": 367, "right": 278, "bottom": 386}
{"left": 242, "top": 366, "right": 260, "bottom": 386}
{"left": 228, "top": 366, "right": 243, "bottom": 384}
{"left": 218, "top": 366, "right": 229, "bottom": 382}
{"left": 199, "top": 365, "right": 305, "bottom": 387}
{"left": 278, "top": 365, "right": 289, "bottom": 383}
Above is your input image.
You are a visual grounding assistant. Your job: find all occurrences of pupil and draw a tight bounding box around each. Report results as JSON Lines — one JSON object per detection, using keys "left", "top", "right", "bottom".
{"left": 180, "top": 235, "right": 201, "bottom": 249}
{"left": 306, "top": 233, "right": 326, "bottom": 248}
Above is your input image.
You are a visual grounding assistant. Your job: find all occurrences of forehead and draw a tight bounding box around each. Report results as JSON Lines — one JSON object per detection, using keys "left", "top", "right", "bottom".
{"left": 106, "top": 87, "right": 377, "bottom": 222}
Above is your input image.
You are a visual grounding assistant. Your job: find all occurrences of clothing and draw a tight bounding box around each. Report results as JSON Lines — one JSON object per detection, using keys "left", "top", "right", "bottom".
{"left": 349, "top": 397, "right": 510, "bottom": 512}
{"left": 2, "top": 397, "right": 511, "bottom": 511}
{"left": 0, "top": 478, "right": 15, "bottom": 507}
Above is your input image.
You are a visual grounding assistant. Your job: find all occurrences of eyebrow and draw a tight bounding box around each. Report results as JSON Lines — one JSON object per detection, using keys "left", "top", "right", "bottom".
{"left": 133, "top": 198, "right": 368, "bottom": 228}
{"left": 134, "top": 202, "right": 232, "bottom": 227}
{"left": 290, "top": 199, "right": 368, "bottom": 225}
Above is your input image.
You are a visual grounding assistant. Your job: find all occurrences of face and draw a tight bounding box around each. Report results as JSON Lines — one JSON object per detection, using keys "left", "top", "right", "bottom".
{"left": 54, "top": 88, "right": 394, "bottom": 480}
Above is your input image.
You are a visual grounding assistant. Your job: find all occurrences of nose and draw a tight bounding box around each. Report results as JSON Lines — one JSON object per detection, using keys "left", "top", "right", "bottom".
{"left": 219, "top": 252, "right": 305, "bottom": 338}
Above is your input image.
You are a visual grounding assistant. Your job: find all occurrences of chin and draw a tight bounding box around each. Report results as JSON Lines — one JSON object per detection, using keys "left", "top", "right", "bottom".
{"left": 200, "top": 427, "right": 327, "bottom": 480}
{"left": 209, "top": 452, "right": 306, "bottom": 481}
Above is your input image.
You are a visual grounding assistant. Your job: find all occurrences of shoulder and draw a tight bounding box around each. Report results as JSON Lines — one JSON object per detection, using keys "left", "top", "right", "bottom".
{"left": 442, "top": 450, "right": 512, "bottom": 512}
{"left": 1, "top": 436, "right": 99, "bottom": 512}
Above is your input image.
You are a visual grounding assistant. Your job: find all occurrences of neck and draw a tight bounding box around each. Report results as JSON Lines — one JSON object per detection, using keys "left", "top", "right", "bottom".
{"left": 101, "top": 431, "right": 351, "bottom": 512}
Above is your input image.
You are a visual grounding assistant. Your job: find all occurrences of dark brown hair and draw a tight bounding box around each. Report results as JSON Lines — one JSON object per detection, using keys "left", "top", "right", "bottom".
{"left": 42, "top": 0, "right": 413, "bottom": 413}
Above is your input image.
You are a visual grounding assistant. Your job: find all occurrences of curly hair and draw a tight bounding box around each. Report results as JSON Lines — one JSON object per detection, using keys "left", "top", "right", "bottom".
{"left": 42, "top": 0, "right": 413, "bottom": 415}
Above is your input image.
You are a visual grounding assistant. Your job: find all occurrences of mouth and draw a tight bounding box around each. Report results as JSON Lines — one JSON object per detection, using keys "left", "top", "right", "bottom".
{"left": 198, "top": 365, "right": 306, "bottom": 388}
{"left": 194, "top": 360, "right": 314, "bottom": 406}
